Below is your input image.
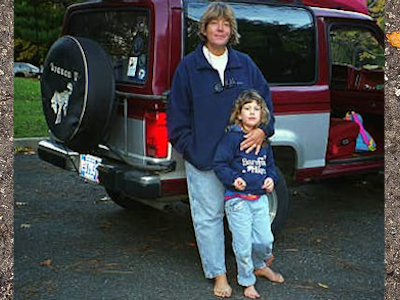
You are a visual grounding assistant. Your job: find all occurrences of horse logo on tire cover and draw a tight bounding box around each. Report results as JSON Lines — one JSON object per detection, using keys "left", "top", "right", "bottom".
{"left": 50, "top": 82, "right": 73, "bottom": 124}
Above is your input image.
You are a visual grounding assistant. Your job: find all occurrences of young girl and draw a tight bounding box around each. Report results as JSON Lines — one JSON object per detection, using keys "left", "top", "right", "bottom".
{"left": 214, "top": 90, "right": 284, "bottom": 299}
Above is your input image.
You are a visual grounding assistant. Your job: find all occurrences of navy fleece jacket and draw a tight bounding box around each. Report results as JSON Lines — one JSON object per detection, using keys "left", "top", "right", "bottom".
{"left": 167, "top": 43, "right": 274, "bottom": 170}
{"left": 214, "top": 125, "right": 278, "bottom": 195}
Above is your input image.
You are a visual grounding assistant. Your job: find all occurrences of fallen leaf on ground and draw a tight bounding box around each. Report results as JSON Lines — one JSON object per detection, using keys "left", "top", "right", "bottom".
{"left": 96, "top": 196, "right": 110, "bottom": 203}
{"left": 387, "top": 31, "right": 400, "bottom": 49}
{"left": 39, "top": 259, "right": 53, "bottom": 266}
{"left": 138, "top": 245, "right": 151, "bottom": 252}
{"left": 98, "top": 221, "right": 112, "bottom": 229}
{"left": 15, "top": 202, "right": 28, "bottom": 207}
{"left": 20, "top": 223, "right": 31, "bottom": 229}
{"left": 318, "top": 282, "right": 329, "bottom": 289}
{"left": 157, "top": 227, "right": 171, "bottom": 231}
{"left": 186, "top": 242, "right": 196, "bottom": 247}
{"left": 294, "top": 284, "right": 314, "bottom": 290}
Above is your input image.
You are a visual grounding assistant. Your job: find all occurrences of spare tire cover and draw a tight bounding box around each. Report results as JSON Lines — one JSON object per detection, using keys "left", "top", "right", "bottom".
{"left": 41, "top": 36, "right": 115, "bottom": 153}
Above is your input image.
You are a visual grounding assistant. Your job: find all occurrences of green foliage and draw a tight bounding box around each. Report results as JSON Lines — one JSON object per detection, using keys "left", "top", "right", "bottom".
{"left": 14, "top": 38, "right": 49, "bottom": 64}
{"left": 330, "top": 27, "right": 384, "bottom": 70}
{"left": 368, "top": 0, "right": 385, "bottom": 30}
{"left": 14, "top": 77, "right": 49, "bottom": 138}
{"left": 14, "top": 0, "right": 83, "bottom": 66}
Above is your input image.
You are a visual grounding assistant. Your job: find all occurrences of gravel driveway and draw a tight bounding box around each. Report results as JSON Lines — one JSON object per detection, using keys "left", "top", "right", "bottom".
{"left": 14, "top": 153, "right": 383, "bottom": 300}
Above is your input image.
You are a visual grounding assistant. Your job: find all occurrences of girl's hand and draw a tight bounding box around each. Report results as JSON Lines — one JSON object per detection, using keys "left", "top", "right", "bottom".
{"left": 240, "top": 128, "right": 265, "bottom": 155}
{"left": 233, "top": 177, "right": 247, "bottom": 191}
{"left": 262, "top": 177, "right": 274, "bottom": 193}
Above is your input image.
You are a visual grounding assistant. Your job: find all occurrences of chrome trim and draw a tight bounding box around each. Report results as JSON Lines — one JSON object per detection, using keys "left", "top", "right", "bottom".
{"left": 268, "top": 190, "right": 278, "bottom": 223}
{"left": 105, "top": 146, "right": 173, "bottom": 164}
{"left": 124, "top": 97, "right": 128, "bottom": 153}
{"left": 115, "top": 90, "right": 167, "bottom": 101}
{"left": 38, "top": 139, "right": 80, "bottom": 171}
{"left": 99, "top": 162, "right": 160, "bottom": 184}
{"left": 38, "top": 140, "right": 79, "bottom": 156}
{"left": 141, "top": 176, "right": 159, "bottom": 183}
{"left": 97, "top": 144, "right": 175, "bottom": 172}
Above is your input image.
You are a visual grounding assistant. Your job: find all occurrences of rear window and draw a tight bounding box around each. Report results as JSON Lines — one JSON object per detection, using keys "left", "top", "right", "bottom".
{"left": 186, "top": 2, "right": 316, "bottom": 85}
{"left": 66, "top": 9, "right": 150, "bottom": 85}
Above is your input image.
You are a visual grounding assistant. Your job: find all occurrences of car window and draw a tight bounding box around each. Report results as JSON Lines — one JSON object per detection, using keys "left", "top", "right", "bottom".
{"left": 67, "top": 9, "right": 150, "bottom": 85}
{"left": 330, "top": 25, "right": 384, "bottom": 91}
{"left": 186, "top": 2, "right": 316, "bottom": 85}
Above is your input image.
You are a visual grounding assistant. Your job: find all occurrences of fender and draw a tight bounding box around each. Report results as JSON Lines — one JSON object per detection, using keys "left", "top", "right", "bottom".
{"left": 271, "top": 112, "right": 330, "bottom": 170}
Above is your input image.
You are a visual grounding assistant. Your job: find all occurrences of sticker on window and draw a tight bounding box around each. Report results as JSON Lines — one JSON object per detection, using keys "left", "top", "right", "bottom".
{"left": 127, "top": 57, "right": 138, "bottom": 77}
{"left": 138, "top": 54, "right": 146, "bottom": 67}
{"left": 138, "top": 68, "right": 146, "bottom": 80}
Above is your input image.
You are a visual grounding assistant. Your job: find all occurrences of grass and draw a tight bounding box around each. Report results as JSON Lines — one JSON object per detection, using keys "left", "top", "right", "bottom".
{"left": 14, "top": 77, "right": 49, "bottom": 138}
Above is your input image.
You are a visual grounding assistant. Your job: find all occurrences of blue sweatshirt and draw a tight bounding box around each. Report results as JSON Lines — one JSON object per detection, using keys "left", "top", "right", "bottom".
{"left": 167, "top": 43, "right": 274, "bottom": 170}
{"left": 214, "top": 125, "right": 278, "bottom": 196}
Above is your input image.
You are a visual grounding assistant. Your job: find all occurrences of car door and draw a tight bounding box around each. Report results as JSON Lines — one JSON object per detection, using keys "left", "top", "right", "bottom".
{"left": 329, "top": 22, "right": 384, "bottom": 157}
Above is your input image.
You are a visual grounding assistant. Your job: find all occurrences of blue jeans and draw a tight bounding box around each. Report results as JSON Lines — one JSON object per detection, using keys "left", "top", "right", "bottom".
{"left": 185, "top": 161, "right": 226, "bottom": 278}
{"left": 225, "top": 195, "right": 274, "bottom": 287}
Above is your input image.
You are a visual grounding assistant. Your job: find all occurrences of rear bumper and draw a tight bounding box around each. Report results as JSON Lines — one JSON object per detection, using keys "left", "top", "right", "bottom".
{"left": 38, "top": 140, "right": 80, "bottom": 171}
{"left": 97, "top": 162, "right": 161, "bottom": 199}
{"left": 37, "top": 139, "right": 161, "bottom": 199}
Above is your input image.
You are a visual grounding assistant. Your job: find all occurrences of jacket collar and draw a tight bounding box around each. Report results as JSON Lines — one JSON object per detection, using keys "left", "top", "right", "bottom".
{"left": 195, "top": 43, "right": 243, "bottom": 71}
{"left": 226, "top": 124, "right": 244, "bottom": 133}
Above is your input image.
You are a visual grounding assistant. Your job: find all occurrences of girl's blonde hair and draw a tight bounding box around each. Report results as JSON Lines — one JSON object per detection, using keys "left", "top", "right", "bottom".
{"left": 229, "top": 89, "right": 270, "bottom": 127}
{"left": 198, "top": 2, "right": 241, "bottom": 45}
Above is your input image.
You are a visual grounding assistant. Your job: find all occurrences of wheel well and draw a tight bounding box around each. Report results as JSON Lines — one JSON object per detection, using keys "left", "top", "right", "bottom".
{"left": 15, "top": 72, "right": 25, "bottom": 77}
{"left": 272, "top": 146, "right": 296, "bottom": 184}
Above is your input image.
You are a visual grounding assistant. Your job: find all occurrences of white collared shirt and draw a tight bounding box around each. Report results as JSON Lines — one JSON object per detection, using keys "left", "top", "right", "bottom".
{"left": 203, "top": 46, "right": 228, "bottom": 84}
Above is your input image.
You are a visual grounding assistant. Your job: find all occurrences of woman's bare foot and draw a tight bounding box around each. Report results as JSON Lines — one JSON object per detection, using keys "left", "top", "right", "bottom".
{"left": 244, "top": 285, "right": 260, "bottom": 299}
{"left": 214, "top": 274, "right": 232, "bottom": 298}
{"left": 254, "top": 266, "right": 284, "bottom": 283}
{"left": 265, "top": 253, "right": 274, "bottom": 267}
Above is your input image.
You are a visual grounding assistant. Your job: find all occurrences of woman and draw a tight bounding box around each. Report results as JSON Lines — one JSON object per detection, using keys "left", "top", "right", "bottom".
{"left": 167, "top": 2, "right": 274, "bottom": 298}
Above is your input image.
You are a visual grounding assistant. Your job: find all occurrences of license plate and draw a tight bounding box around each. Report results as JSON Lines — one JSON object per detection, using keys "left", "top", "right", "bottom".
{"left": 79, "top": 154, "right": 102, "bottom": 183}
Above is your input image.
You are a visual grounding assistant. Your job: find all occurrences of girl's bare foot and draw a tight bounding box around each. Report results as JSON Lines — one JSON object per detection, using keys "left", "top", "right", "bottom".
{"left": 254, "top": 266, "right": 284, "bottom": 283}
{"left": 214, "top": 274, "right": 232, "bottom": 298}
{"left": 244, "top": 285, "right": 260, "bottom": 299}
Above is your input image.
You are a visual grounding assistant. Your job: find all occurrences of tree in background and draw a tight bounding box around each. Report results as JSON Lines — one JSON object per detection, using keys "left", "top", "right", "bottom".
{"left": 14, "top": 0, "right": 81, "bottom": 66}
{"left": 15, "top": 0, "right": 385, "bottom": 66}
{"left": 368, "top": 0, "right": 385, "bottom": 30}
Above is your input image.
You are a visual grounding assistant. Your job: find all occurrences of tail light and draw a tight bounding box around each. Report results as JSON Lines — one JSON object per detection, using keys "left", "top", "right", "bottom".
{"left": 145, "top": 111, "right": 168, "bottom": 158}
{"left": 122, "top": 98, "right": 169, "bottom": 158}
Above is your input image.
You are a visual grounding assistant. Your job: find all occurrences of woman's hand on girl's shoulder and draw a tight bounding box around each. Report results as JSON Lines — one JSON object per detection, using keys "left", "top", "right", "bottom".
{"left": 240, "top": 128, "right": 265, "bottom": 155}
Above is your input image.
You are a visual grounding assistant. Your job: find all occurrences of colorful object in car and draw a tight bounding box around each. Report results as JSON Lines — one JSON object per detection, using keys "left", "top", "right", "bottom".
{"left": 344, "top": 111, "right": 376, "bottom": 152}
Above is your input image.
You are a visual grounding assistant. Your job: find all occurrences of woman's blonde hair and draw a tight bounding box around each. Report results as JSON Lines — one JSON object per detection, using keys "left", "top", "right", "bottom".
{"left": 198, "top": 2, "right": 241, "bottom": 45}
{"left": 229, "top": 89, "right": 270, "bottom": 127}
